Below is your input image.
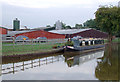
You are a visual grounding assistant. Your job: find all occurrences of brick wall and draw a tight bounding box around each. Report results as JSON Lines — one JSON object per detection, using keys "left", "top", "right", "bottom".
{"left": 15, "top": 30, "right": 65, "bottom": 39}
{"left": 0, "top": 27, "right": 7, "bottom": 34}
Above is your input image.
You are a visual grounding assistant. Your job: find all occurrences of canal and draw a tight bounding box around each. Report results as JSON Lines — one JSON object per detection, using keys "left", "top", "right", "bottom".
{"left": 2, "top": 43, "right": 120, "bottom": 80}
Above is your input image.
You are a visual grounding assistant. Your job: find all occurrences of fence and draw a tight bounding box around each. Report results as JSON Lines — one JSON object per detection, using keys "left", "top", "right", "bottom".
{"left": 2, "top": 55, "right": 60, "bottom": 75}
{"left": 2, "top": 39, "right": 67, "bottom": 56}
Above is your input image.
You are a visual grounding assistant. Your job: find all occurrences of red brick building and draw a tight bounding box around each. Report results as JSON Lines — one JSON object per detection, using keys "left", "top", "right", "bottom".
{"left": 70, "top": 29, "right": 108, "bottom": 38}
{"left": 49, "top": 28, "right": 108, "bottom": 38}
{"left": 15, "top": 30, "right": 65, "bottom": 39}
{"left": 0, "top": 27, "right": 7, "bottom": 35}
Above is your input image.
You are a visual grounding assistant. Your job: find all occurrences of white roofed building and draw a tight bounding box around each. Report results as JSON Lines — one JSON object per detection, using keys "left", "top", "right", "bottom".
{"left": 55, "top": 20, "right": 62, "bottom": 30}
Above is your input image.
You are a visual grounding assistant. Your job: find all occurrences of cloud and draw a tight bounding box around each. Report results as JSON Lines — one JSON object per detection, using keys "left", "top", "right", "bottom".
{"left": 1, "top": 0, "right": 96, "bottom": 8}
{"left": 1, "top": 0, "right": 119, "bottom": 8}
{"left": 98, "top": 0, "right": 119, "bottom": 3}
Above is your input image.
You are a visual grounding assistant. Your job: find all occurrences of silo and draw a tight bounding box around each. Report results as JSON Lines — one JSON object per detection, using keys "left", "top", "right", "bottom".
{"left": 118, "top": 1, "right": 120, "bottom": 7}
{"left": 55, "top": 20, "right": 62, "bottom": 30}
{"left": 13, "top": 18, "right": 20, "bottom": 31}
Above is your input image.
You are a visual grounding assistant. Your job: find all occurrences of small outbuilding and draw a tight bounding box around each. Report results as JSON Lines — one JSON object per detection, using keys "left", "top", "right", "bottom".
{"left": 0, "top": 27, "right": 8, "bottom": 35}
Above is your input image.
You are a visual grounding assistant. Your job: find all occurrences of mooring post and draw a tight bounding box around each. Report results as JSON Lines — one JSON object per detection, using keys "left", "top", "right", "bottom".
{"left": 39, "top": 58, "right": 40, "bottom": 66}
{"left": 31, "top": 60, "right": 33, "bottom": 68}
{"left": 58, "top": 56, "right": 59, "bottom": 61}
{"left": 23, "top": 61, "right": 24, "bottom": 71}
{"left": 13, "top": 62, "right": 15, "bottom": 74}
{"left": 46, "top": 57, "right": 47, "bottom": 64}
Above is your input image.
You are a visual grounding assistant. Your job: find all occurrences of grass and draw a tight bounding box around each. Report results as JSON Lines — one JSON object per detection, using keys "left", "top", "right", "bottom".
{"left": 104, "top": 38, "right": 120, "bottom": 43}
{"left": 112, "top": 38, "right": 120, "bottom": 42}
{"left": 2, "top": 43, "right": 65, "bottom": 56}
{"left": 2, "top": 42, "right": 13, "bottom": 45}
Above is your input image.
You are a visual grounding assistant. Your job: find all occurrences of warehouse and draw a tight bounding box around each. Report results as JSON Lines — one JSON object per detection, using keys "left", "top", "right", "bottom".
{"left": 49, "top": 28, "right": 108, "bottom": 38}
{"left": 15, "top": 30, "right": 65, "bottom": 39}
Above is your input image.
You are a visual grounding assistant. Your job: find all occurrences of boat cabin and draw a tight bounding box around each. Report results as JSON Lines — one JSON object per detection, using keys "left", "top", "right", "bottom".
{"left": 71, "top": 38, "right": 104, "bottom": 47}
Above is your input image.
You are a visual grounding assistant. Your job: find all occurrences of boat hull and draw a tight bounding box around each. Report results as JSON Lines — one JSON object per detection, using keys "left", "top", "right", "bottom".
{"left": 65, "top": 44, "right": 105, "bottom": 51}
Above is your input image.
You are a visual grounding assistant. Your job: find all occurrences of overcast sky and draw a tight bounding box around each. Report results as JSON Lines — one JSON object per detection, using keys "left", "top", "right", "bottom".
{"left": 1, "top": 0, "right": 119, "bottom": 29}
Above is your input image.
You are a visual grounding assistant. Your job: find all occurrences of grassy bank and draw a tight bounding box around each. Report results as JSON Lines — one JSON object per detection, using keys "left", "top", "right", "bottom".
{"left": 104, "top": 38, "right": 120, "bottom": 43}
{"left": 2, "top": 43, "right": 65, "bottom": 56}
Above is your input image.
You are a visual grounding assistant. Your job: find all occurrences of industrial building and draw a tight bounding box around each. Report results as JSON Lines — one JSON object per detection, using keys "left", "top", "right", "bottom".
{"left": 49, "top": 28, "right": 108, "bottom": 38}
{"left": 15, "top": 30, "right": 65, "bottom": 39}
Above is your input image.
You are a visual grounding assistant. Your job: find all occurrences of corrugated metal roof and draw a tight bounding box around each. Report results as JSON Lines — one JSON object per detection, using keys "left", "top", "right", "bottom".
{"left": 0, "top": 26, "right": 8, "bottom": 29}
{"left": 32, "top": 27, "right": 51, "bottom": 30}
{"left": 49, "top": 28, "right": 91, "bottom": 34}
{"left": 7, "top": 30, "right": 35, "bottom": 36}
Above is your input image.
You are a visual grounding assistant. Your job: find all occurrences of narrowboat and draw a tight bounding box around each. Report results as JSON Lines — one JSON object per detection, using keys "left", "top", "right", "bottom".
{"left": 65, "top": 37, "right": 105, "bottom": 51}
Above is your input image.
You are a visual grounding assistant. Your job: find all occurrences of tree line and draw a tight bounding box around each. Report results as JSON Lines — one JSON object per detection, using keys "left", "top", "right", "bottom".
{"left": 46, "top": 5, "right": 120, "bottom": 42}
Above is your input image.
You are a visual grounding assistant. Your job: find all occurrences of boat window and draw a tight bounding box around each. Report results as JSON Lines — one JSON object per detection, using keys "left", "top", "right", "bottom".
{"left": 98, "top": 40, "right": 100, "bottom": 44}
{"left": 100, "top": 40, "right": 102, "bottom": 44}
{"left": 79, "top": 41, "right": 82, "bottom": 46}
{"left": 90, "top": 40, "right": 93, "bottom": 45}
{"left": 102, "top": 40, "right": 104, "bottom": 44}
{"left": 85, "top": 41, "right": 89, "bottom": 45}
{"left": 95, "top": 40, "right": 98, "bottom": 44}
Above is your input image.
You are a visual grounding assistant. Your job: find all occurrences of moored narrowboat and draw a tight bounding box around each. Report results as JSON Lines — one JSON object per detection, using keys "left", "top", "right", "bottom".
{"left": 65, "top": 37, "right": 105, "bottom": 51}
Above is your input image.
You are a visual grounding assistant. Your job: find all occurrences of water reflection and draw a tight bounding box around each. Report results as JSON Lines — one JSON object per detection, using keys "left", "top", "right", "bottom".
{"left": 64, "top": 50, "right": 104, "bottom": 67}
{"left": 2, "top": 49, "right": 104, "bottom": 76}
{"left": 2, "top": 56, "right": 60, "bottom": 75}
{"left": 95, "top": 43, "right": 119, "bottom": 80}
{"left": 2, "top": 43, "right": 119, "bottom": 80}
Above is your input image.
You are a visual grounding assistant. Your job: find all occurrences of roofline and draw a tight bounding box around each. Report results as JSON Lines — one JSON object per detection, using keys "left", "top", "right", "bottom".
{"left": 90, "top": 28, "right": 108, "bottom": 34}
{"left": 15, "top": 30, "right": 65, "bottom": 36}
{"left": 49, "top": 28, "right": 92, "bottom": 34}
{"left": 0, "top": 27, "right": 8, "bottom": 29}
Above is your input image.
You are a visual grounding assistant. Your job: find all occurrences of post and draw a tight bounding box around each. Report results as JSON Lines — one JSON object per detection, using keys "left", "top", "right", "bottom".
{"left": 23, "top": 61, "right": 24, "bottom": 71}
{"left": 46, "top": 57, "right": 47, "bottom": 64}
{"left": 31, "top": 39, "right": 33, "bottom": 51}
{"left": 31, "top": 60, "right": 33, "bottom": 68}
{"left": 39, "top": 58, "right": 40, "bottom": 66}
{"left": 13, "top": 62, "right": 15, "bottom": 74}
{"left": 58, "top": 56, "right": 59, "bottom": 61}
{"left": 13, "top": 37, "right": 15, "bottom": 53}
{"left": 52, "top": 56, "right": 53, "bottom": 63}
{"left": 23, "top": 39, "right": 24, "bottom": 52}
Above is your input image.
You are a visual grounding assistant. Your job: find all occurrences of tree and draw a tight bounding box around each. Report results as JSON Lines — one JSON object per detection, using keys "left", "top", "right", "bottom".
{"left": 46, "top": 25, "right": 51, "bottom": 27}
{"left": 95, "top": 6, "right": 120, "bottom": 42}
{"left": 61, "top": 22, "right": 66, "bottom": 29}
{"left": 74, "top": 24, "right": 83, "bottom": 29}
{"left": 65, "top": 25, "right": 72, "bottom": 29}
{"left": 83, "top": 19, "right": 99, "bottom": 29}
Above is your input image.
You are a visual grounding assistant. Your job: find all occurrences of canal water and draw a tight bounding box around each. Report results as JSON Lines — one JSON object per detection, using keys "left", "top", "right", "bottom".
{"left": 2, "top": 43, "right": 120, "bottom": 80}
